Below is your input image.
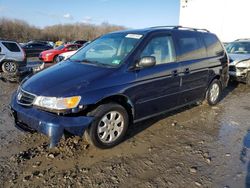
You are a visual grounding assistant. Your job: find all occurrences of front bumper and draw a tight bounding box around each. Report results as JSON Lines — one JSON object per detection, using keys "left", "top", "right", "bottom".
{"left": 10, "top": 92, "right": 93, "bottom": 147}
{"left": 229, "top": 65, "right": 248, "bottom": 82}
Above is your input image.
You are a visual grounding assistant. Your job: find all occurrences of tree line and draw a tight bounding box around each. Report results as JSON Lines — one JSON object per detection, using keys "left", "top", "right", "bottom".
{"left": 0, "top": 18, "right": 126, "bottom": 42}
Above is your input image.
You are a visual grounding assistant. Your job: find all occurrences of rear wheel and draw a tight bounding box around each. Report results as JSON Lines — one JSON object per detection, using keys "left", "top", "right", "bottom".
{"left": 2, "top": 61, "right": 18, "bottom": 74}
{"left": 246, "top": 71, "right": 250, "bottom": 86}
{"left": 85, "top": 103, "right": 129, "bottom": 149}
{"left": 206, "top": 79, "right": 222, "bottom": 106}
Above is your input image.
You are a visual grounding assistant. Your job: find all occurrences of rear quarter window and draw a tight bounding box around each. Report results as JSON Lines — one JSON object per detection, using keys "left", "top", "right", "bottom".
{"left": 2, "top": 42, "right": 20, "bottom": 52}
{"left": 176, "top": 32, "right": 206, "bottom": 61}
{"left": 203, "top": 33, "right": 224, "bottom": 57}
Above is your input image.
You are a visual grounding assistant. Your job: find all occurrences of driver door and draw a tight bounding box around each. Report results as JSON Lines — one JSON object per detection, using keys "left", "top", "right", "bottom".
{"left": 133, "top": 33, "right": 181, "bottom": 120}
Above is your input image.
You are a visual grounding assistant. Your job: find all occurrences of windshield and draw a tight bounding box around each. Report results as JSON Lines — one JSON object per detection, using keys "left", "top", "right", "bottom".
{"left": 226, "top": 42, "right": 250, "bottom": 54}
{"left": 69, "top": 33, "right": 143, "bottom": 67}
{"left": 55, "top": 45, "right": 65, "bottom": 50}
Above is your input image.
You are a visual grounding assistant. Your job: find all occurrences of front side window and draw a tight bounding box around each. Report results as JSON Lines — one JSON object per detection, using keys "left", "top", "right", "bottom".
{"left": 2, "top": 42, "right": 20, "bottom": 52}
{"left": 70, "top": 33, "right": 143, "bottom": 67}
{"left": 140, "top": 35, "right": 176, "bottom": 65}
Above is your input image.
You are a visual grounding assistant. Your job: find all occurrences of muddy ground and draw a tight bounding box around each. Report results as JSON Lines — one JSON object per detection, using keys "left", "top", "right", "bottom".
{"left": 1, "top": 70, "right": 250, "bottom": 187}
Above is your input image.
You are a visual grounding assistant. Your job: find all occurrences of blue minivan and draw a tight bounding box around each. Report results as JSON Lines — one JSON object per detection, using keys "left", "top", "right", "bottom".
{"left": 11, "top": 26, "right": 229, "bottom": 148}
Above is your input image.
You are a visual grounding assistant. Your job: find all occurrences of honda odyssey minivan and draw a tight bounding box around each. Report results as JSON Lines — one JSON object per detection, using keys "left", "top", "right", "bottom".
{"left": 11, "top": 26, "right": 229, "bottom": 148}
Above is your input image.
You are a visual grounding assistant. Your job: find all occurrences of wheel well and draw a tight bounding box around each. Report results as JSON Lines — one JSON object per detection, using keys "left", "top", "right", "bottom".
{"left": 95, "top": 95, "right": 134, "bottom": 124}
{"left": 208, "top": 75, "right": 221, "bottom": 87}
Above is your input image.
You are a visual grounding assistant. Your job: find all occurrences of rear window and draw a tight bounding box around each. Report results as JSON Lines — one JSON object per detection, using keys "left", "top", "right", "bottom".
{"left": 2, "top": 42, "right": 20, "bottom": 52}
{"left": 176, "top": 32, "right": 206, "bottom": 61}
{"left": 203, "top": 33, "right": 224, "bottom": 57}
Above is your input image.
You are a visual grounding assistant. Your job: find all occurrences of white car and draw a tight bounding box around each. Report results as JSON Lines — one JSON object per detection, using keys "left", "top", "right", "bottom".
{"left": 0, "top": 40, "right": 26, "bottom": 73}
{"left": 227, "top": 39, "right": 250, "bottom": 85}
{"left": 56, "top": 50, "right": 77, "bottom": 63}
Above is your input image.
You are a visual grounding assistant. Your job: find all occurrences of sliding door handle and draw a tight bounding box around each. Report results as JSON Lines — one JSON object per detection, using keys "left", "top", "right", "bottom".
{"left": 184, "top": 68, "right": 190, "bottom": 74}
{"left": 172, "top": 70, "right": 178, "bottom": 77}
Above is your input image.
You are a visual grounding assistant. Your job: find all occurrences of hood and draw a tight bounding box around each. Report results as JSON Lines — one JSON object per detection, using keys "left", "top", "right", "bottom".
{"left": 229, "top": 53, "right": 250, "bottom": 65}
{"left": 60, "top": 51, "right": 76, "bottom": 58}
{"left": 22, "top": 61, "right": 115, "bottom": 97}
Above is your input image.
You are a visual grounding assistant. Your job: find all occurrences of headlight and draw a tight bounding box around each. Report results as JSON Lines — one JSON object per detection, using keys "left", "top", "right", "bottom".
{"left": 236, "top": 60, "right": 250, "bottom": 68}
{"left": 33, "top": 96, "right": 81, "bottom": 110}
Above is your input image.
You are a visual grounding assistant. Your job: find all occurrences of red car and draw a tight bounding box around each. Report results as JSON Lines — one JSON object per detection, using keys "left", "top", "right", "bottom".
{"left": 39, "top": 44, "right": 82, "bottom": 63}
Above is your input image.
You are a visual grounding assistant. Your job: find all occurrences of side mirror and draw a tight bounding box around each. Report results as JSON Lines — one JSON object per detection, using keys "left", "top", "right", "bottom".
{"left": 137, "top": 56, "right": 156, "bottom": 68}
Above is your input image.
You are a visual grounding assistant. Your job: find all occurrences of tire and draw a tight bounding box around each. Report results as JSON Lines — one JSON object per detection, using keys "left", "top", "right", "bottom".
{"left": 206, "top": 79, "right": 222, "bottom": 106}
{"left": 52, "top": 55, "right": 58, "bottom": 64}
{"left": 2, "top": 61, "right": 18, "bottom": 74}
{"left": 85, "top": 103, "right": 129, "bottom": 149}
{"left": 246, "top": 72, "right": 250, "bottom": 86}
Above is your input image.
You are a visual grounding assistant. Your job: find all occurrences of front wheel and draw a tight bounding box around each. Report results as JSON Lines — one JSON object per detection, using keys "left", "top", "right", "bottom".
{"left": 52, "top": 55, "right": 58, "bottom": 64}
{"left": 2, "top": 61, "right": 18, "bottom": 74}
{"left": 85, "top": 103, "right": 129, "bottom": 149}
{"left": 206, "top": 79, "right": 222, "bottom": 106}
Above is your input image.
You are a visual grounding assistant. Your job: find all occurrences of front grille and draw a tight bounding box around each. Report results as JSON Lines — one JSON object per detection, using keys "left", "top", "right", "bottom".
{"left": 229, "top": 65, "right": 236, "bottom": 72}
{"left": 17, "top": 89, "right": 36, "bottom": 106}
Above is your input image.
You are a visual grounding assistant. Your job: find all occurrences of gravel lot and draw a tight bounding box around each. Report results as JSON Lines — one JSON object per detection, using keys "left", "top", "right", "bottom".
{"left": 0, "top": 69, "right": 250, "bottom": 187}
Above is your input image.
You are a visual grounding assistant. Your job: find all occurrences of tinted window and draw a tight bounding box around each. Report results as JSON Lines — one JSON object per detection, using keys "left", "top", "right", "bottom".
{"left": 0, "top": 46, "right": 1, "bottom": 52}
{"left": 140, "top": 35, "right": 176, "bottom": 65}
{"left": 203, "top": 33, "right": 224, "bottom": 56}
{"left": 176, "top": 32, "right": 206, "bottom": 61}
{"left": 2, "top": 42, "right": 20, "bottom": 52}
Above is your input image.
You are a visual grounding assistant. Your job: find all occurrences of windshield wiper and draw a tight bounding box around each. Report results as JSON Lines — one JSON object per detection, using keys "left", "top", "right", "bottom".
{"left": 70, "top": 58, "right": 113, "bottom": 67}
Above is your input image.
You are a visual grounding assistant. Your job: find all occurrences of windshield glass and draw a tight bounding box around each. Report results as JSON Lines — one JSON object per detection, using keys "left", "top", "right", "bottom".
{"left": 55, "top": 45, "right": 65, "bottom": 50}
{"left": 69, "top": 33, "right": 143, "bottom": 67}
{"left": 226, "top": 42, "right": 250, "bottom": 54}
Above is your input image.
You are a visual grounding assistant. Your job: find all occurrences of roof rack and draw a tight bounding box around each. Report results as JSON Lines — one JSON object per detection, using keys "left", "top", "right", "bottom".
{"left": 235, "top": 38, "right": 250, "bottom": 41}
{"left": 150, "top": 25, "right": 210, "bottom": 33}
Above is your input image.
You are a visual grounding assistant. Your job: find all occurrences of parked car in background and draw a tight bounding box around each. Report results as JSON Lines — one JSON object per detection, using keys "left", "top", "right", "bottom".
{"left": 22, "top": 42, "right": 53, "bottom": 57}
{"left": 56, "top": 42, "right": 90, "bottom": 62}
{"left": 226, "top": 39, "right": 250, "bottom": 85}
{"left": 11, "top": 26, "right": 229, "bottom": 148}
{"left": 55, "top": 41, "right": 64, "bottom": 47}
{"left": 56, "top": 50, "right": 77, "bottom": 63}
{"left": 73, "top": 40, "right": 88, "bottom": 45}
{"left": 0, "top": 40, "right": 26, "bottom": 73}
{"left": 39, "top": 44, "right": 82, "bottom": 63}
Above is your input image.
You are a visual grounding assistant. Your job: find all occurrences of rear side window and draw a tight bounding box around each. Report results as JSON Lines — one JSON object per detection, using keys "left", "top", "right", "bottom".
{"left": 2, "top": 42, "right": 20, "bottom": 52}
{"left": 176, "top": 32, "right": 206, "bottom": 61}
{"left": 0, "top": 46, "right": 1, "bottom": 52}
{"left": 140, "top": 35, "right": 176, "bottom": 65}
{"left": 203, "top": 33, "right": 224, "bottom": 57}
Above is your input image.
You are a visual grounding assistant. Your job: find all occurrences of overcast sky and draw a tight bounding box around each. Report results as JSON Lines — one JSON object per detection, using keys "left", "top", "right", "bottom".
{"left": 0, "top": 0, "right": 180, "bottom": 28}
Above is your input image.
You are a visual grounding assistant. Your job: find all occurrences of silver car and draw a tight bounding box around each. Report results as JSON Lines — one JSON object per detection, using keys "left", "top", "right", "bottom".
{"left": 0, "top": 40, "right": 26, "bottom": 74}
{"left": 227, "top": 39, "right": 250, "bottom": 85}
